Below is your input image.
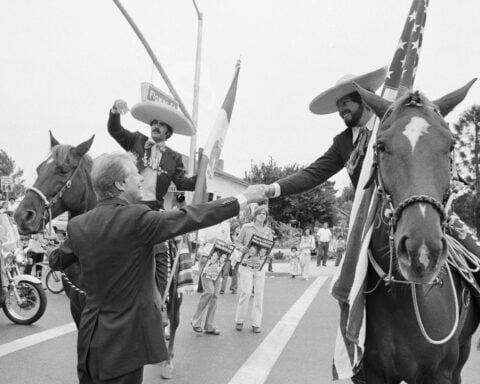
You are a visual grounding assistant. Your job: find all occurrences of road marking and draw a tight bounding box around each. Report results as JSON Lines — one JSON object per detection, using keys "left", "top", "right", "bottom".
{"left": 0, "top": 322, "right": 76, "bottom": 358}
{"left": 228, "top": 275, "right": 328, "bottom": 384}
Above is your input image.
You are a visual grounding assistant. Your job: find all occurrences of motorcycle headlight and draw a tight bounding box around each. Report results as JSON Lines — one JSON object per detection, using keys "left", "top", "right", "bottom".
{"left": 15, "top": 250, "right": 26, "bottom": 264}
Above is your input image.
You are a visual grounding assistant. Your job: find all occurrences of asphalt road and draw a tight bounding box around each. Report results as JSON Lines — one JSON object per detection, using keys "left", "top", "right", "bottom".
{"left": 1, "top": 262, "right": 480, "bottom": 384}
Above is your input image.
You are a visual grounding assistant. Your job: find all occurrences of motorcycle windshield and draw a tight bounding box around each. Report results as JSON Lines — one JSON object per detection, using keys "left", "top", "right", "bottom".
{"left": 0, "top": 213, "right": 21, "bottom": 253}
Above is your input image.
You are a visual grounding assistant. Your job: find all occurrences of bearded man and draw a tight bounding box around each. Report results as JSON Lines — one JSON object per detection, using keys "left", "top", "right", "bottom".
{"left": 267, "top": 66, "right": 387, "bottom": 197}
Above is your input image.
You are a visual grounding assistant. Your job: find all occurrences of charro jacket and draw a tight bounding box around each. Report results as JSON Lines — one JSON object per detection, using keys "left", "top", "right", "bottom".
{"left": 108, "top": 112, "right": 197, "bottom": 208}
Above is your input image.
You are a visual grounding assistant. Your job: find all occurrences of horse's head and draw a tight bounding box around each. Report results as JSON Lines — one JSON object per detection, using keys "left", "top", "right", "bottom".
{"left": 355, "top": 79, "right": 476, "bottom": 283}
{"left": 14, "top": 132, "right": 95, "bottom": 234}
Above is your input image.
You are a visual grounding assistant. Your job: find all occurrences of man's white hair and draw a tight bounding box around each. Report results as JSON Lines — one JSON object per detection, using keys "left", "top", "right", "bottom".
{"left": 91, "top": 152, "right": 137, "bottom": 200}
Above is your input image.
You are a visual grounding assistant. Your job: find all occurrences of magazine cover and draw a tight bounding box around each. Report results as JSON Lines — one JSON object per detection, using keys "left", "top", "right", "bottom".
{"left": 240, "top": 234, "right": 274, "bottom": 271}
{"left": 202, "top": 239, "right": 235, "bottom": 281}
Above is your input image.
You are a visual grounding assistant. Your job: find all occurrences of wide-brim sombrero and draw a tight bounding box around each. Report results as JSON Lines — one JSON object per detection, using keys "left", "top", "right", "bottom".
{"left": 309, "top": 66, "right": 388, "bottom": 115}
{"left": 130, "top": 101, "right": 195, "bottom": 136}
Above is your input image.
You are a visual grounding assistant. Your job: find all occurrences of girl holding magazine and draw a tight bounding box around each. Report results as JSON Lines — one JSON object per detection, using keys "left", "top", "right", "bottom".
{"left": 234, "top": 205, "right": 273, "bottom": 333}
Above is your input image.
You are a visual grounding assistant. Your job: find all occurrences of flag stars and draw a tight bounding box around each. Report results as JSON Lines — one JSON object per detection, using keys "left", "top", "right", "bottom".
{"left": 397, "top": 40, "right": 406, "bottom": 51}
{"left": 386, "top": 70, "right": 393, "bottom": 79}
{"left": 408, "top": 10, "right": 417, "bottom": 22}
{"left": 411, "top": 39, "right": 420, "bottom": 51}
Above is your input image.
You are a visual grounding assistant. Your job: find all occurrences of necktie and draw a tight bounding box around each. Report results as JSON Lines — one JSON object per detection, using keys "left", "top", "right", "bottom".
{"left": 144, "top": 139, "right": 166, "bottom": 152}
{"left": 144, "top": 140, "right": 166, "bottom": 171}
{"left": 346, "top": 127, "right": 371, "bottom": 175}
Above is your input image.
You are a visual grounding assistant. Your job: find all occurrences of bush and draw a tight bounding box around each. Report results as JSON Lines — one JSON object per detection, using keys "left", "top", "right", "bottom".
{"left": 273, "top": 250, "right": 285, "bottom": 260}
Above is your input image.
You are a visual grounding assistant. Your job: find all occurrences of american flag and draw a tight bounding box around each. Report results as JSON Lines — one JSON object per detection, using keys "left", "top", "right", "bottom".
{"left": 330, "top": 0, "right": 429, "bottom": 380}
{"left": 384, "top": 0, "right": 429, "bottom": 100}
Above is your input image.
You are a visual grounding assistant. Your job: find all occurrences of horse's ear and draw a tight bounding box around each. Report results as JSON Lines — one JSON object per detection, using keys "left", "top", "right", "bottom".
{"left": 73, "top": 135, "right": 95, "bottom": 157}
{"left": 49, "top": 131, "right": 60, "bottom": 148}
{"left": 352, "top": 82, "right": 392, "bottom": 119}
{"left": 433, "top": 78, "right": 477, "bottom": 117}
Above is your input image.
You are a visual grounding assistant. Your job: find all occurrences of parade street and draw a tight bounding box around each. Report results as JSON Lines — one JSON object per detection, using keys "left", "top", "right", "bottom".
{"left": 0, "top": 262, "right": 479, "bottom": 384}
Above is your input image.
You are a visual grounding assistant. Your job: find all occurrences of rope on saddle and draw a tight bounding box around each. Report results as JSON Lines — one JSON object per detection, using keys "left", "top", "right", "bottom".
{"left": 446, "top": 234, "right": 480, "bottom": 292}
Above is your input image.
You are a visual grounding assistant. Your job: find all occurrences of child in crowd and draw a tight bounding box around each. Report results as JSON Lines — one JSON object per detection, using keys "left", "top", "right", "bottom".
{"left": 335, "top": 235, "right": 346, "bottom": 267}
{"left": 289, "top": 246, "right": 300, "bottom": 278}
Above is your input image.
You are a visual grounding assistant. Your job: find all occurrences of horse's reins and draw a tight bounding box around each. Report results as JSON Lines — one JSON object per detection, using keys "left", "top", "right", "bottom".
{"left": 364, "top": 102, "right": 470, "bottom": 344}
{"left": 27, "top": 158, "right": 87, "bottom": 296}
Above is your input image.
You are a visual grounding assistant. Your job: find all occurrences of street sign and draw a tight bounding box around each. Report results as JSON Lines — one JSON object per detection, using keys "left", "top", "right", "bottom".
{"left": 1, "top": 176, "right": 13, "bottom": 192}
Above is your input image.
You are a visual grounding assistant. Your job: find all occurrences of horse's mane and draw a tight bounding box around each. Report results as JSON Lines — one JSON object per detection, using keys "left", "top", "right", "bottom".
{"left": 394, "top": 90, "right": 437, "bottom": 110}
{"left": 51, "top": 144, "right": 93, "bottom": 171}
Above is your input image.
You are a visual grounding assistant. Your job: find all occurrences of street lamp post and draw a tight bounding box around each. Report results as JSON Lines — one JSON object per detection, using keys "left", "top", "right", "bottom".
{"left": 189, "top": 0, "right": 203, "bottom": 176}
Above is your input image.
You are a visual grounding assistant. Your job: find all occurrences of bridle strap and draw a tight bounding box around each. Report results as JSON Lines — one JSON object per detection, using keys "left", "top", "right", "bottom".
{"left": 26, "top": 157, "right": 85, "bottom": 234}
{"left": 392, "top": 194, "right": 448, "bottom": 231}
{"left": 28, "top": 186, "right": 50, "bottom": 207}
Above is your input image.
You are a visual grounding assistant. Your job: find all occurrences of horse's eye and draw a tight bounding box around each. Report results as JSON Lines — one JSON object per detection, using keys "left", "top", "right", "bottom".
{"left": 376, "top": 142, "right": 386, "bottom": 153}
{"left": 56, "top": 165, "right": 69, "bottom": 174}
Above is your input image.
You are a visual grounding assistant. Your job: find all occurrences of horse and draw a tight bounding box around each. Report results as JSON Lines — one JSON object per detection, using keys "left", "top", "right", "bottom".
{"left": 351, "top": 80, "right": 480, "bottom": 384}
{"left": 14, "top": 132, "right": 182, "bottom": 379}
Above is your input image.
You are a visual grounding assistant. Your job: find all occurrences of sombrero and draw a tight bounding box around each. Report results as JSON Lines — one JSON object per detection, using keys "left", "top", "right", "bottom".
{"left": 309, "top": 66, "right": 388, "bottom": 115}
{"left": 131, "top": 101, "right": 195, "bottom": 136}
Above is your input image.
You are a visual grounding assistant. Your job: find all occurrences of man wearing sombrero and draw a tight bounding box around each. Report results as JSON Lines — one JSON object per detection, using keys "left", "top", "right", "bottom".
{"left": 107, "top": 97, "right": 197, "bottom": 345}
{"left": 108, "top": 97, "right": 197, "bottom": 211}
{"left": 266, "top": 66, "right": 387, "bottom": 196}
{"left": 264, "top": 65, "right": 386, "bottom": 384}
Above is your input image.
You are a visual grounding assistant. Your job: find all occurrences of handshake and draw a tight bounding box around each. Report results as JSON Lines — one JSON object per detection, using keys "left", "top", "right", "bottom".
{"left": 242, "top": 184, "right": 276, "bottom": 205}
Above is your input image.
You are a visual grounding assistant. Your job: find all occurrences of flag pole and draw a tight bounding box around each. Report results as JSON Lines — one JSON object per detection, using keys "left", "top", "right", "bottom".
{"left": 189, "top": 0, "right": 203, "bottom": 177}
{"left": 191, "top": 60, "right": 241, "bottom": 205}
{"left": 112, "top": 0, "right": 195, "bottom": 130}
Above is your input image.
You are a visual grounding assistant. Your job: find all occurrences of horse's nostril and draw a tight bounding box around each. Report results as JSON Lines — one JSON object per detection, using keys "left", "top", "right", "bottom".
{"left": 22, "top": 209, "right": 36, "bottom": 223}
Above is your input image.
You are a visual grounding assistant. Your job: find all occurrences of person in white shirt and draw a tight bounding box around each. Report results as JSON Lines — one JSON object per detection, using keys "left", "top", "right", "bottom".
{"left": 316, "top": 222, "right": 332, "bottom": 266}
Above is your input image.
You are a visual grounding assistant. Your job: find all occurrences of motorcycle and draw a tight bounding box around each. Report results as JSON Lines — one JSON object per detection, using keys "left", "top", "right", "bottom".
{"left": 0, "top": 213, "right": 47, "bottom": 325}
{"left": 24, "top": 235, "right": 64, "bottom": 294}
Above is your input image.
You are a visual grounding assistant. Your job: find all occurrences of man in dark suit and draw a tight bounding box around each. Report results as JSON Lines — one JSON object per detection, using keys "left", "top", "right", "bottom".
{"left": 49, "top": 152, "right": 267, "bottom": 384}
{"left": 266, "top": 66, "right": 387, "bottom": 196}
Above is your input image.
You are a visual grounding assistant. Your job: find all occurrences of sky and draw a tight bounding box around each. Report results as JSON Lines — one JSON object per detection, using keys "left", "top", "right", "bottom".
{"left": 1, "top": 0, "right": 479, "bottom": 194}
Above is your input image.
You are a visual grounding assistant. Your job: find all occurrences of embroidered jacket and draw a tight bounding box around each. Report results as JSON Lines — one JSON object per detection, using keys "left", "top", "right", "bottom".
{"left": 108, "top": 112, "right": 197, "bottom": 208}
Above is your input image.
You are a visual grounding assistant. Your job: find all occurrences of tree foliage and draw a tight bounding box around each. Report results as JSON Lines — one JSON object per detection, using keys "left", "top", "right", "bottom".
{"left": 244, "top": 157, "right": 337, "bottom": 229}
{"left": 0, "top": 149, "right": 26, "bottom": 199}
{"left": 451, "top": 105, "right": 480, "bottom": 233}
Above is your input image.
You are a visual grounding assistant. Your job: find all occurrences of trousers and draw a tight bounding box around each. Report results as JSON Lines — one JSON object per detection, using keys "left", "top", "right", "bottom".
{"left": 191, "top": 263, "right": 222, "bottom": 331}
{"left": 235, "top": 266, "right": 265, "bottom": 327}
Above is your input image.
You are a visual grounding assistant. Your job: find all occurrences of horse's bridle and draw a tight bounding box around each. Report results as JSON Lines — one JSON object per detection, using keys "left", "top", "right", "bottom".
{"left": 27, "top": 157, "right": 84, "bottom": 235}
{"left": 365, "top": 109, "right": 466, "bottom": 345}
{"left": 366, "top": 138, "right": 461, "bottom": 287}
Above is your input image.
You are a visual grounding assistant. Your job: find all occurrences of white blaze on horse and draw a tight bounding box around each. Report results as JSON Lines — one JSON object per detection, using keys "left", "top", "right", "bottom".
{"left": 354, "top": 79, "right": 480, "bottom": 384}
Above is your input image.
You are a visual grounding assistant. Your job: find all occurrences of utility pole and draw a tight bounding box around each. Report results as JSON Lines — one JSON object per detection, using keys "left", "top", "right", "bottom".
{"left": 112, "top": 0, "right": 195, "bottom": 128}
{"left": 189, "top": 0, "right": 203, "bottom": 176}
